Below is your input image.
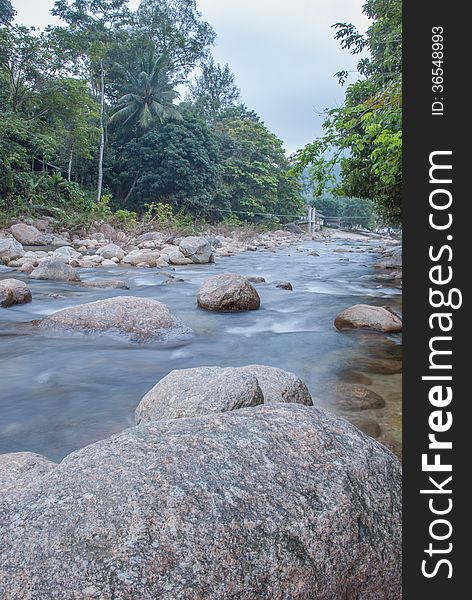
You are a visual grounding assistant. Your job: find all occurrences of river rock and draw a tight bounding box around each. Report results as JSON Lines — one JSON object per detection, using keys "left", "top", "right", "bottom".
{"left": 332, "top": 384, "right": 386, "bottom": 411}
{"left": 0, "top": 238, "right": 24, "bottom": 262}
{"left": 0, "top": 452, "right": 56, "bottom": 499}
{"left": 122, "top": 249, "right": 161, "bottom": 267}
{"left": 9, "top": 223, "right": 50, "bottom": 246}
{"left": 179, "top": 236, "right": 213, "bottom": 263}
{"left": 334, "top": 304, "right": 402, "bottom": 333}
{"left": 343, "top": 415, "right": 382, "bottom": 439}
{"left": 275, "top": 281, "right": 293, "bottom": 290}
{"left": 0, "top": 286, "right": 14, "bottom": 307}
{"left": 165, "top": 249, "right": 193, "bottom": 266}
{"left": 135, "top": 366, "right": 264, "bottom": 423}
{"left": 82, "top": 279, "right": 129, "bottom": 290}
{"left": 0, "top": 404, "right": 401, "bottom": 600}
{"left": 29, "top": 259, "right": 81, "bottom": 282}
{"left": 283, "top": 223, "right": 303, "bottom": 234}
{"left": 38, "top": 296, "right": 193, "bottom": 342}
{"left": 52, "top": 246, "right": 82, "bottom": 262}
{"left": 246, "top": 276, "right": 266, "bottom": 284}
{"left": 242, "top": 364, "right": 313, "bottom": 406}
{"left": 197, "top": 273, "right": 261, "bottom": 312}
{"left": 97, "top": 243, "right": 125, "bottom": 261}
{"left": 0, "top": 279, "right": 32, "bottom": 305}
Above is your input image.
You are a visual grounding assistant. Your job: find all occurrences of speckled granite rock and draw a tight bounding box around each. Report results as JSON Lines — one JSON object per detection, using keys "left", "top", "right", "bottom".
{"left": 136, "top": 365, "right": 312, "bottom": 424}
{"left": 242, "top": 364, "right": 313, "bottom": 406}
{"left": 9, "top": 223, "right": 50, "bottom": 246}
{"left": 0, "top": 404, "right": 402, "bottom": 600}
{"left": 197, "top": 273, "right": 260, "bottom": 312}
{"left": 332, "top": 383, "right": 386, "bottom": 411}
{"left": 0, "top": 279, "right": 32, "bottom": 306}
{"left": 334, "top": 304, "right": 402, "bottom": 333}
{"left": 0, "top": 238, "right": 24, "bottom": 262}
{"left": 38, "top": 296, "right": 193, "bottom": 342}
{"left": 135, "top": 366, "right": 264, "bottom": 423}
{"left": 179, "top": 236, "right": 213, "bottom": 264}
{"left": 0, "top": 452, "right": 56, "bottom": 499}
{"left": 29, "top": 259, "right": 81, "bottom": 282}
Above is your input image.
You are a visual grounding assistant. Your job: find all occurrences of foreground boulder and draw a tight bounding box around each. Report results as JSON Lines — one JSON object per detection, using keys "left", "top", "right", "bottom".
{"left": 38, "top": 296, "right": 193, "bottom": 342}
{"left": 0, "top": 404, "right": 401, "bottom": 600}
{"left": 242, "top": 364, "right": 313, "bottom": 405}
{"left": 0, "top": 279, "right": 32, "bottom": 306}
{"left": 197, "top": 273, "right": 260, "bottom": 312}
{"left": 0, "top": 238, "right": 24, "bottom": 262}
{"left": 135, "top": 364, "right": 312, "bottom": 424}
{"left": 0, "top": 452, "right": 56, "bottom": 499}
{"left": 136, "top": 366, "right": 264, "bottom": 423}
{"left": 29, "top": 259, "right": 81, "bottom": 282}
{"left": 179, "top": 236, "right": 213, "bottom": 264}
{"left": 10, "top": 223, "right": 50, "bottom": 246}
{"left": 335, "top": 304, "right": 402, "bottom": 333}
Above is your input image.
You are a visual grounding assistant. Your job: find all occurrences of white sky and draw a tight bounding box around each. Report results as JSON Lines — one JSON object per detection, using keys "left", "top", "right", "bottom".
{"left": 13, "top": 0, "right": 369, "bottom": 154}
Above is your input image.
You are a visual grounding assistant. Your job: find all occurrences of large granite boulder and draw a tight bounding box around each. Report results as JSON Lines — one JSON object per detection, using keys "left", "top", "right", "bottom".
{"left": 135, "top": 366, "right": 264, "bottom": 423}
{"left": 0, "top": 238, "right": 24, "bottom": 262}
{"left": 0, "top": 404, "right": 402, "bottom": 600}
{"left": 0, "top": 452, "right": 56, "bottom": 500}
{"left": 179, "top": 236, "right": 213, "bottom": 264}
{"left": 0, "top": 279, "right": 32, "bottom": 306}
{"left": 38, "top": 296, "right": 193, "bottom": 343}
{"left": 197, "top": 273, "right": 260, "bottom": 312}
{"left": 9, "top": 223, "right": 50, "bottom": 246}
{"left": 136, "top": 364, "right": 313, "bottom": 424}
{"left": 242, "top": 364, "right": 313, "bottom": 406}
{"left": 335, "top": 304, "right": 402, "bottom": 333}
{"left": 29, "top": 259, "right": 81, "bottom": 282}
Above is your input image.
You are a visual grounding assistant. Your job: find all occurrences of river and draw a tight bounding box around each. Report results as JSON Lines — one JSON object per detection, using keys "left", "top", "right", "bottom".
{"left": 0, "top": 235, "right": 402, "bottom": 461}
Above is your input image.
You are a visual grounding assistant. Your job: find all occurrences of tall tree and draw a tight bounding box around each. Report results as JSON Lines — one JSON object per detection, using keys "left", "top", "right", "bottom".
{"left": 294, "top": 0, "right": 402, "bottom": 221}
{"left": 187, "top": 57, "right": 241, "bottom": 121}
{"left": 52, "top": 0, "right": 131, "bottom": 201}
{"left": 217, "top": 117, "right": 304, "bottom": 220}
{"left": 109, "top": 55, "right": 180, "bottom": 135}
{"left": 136, "top": 0, "right": 215, "bottom": 80}
{"left": 108, "top": 55, "right": 181, "bottom": 202}
{"left": 0, "top": 0, "right": 15, "bottom": 26}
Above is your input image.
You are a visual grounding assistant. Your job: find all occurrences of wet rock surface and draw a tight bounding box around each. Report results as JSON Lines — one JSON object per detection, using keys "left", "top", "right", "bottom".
{"left": 38, "top": 296, "right": 193, "bottom": 343}
{"left": 335, "top": 303, "right": 402, "bottom": 333}
{"left": 0, "top": 404, "right": 402, "bottom": 600}
{"left": 197, "top": 273, "right": 261, "bottom": 312}
{"left": 332, "top": 383, "right": 386, "bottom": 411}
{"left": 29, "top": 259, "right": 81, "bottom": 282}
{"left": 0, "top": 279, "right": 32, "bottom": 306}
{"left": 135, "top": 366, "right": 264, "bottom": 423}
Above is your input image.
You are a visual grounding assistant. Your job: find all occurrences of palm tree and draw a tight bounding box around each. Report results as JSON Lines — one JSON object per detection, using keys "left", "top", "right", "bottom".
{"left": 109, "top": 55, "right": 181, "bottom": 135}
{"left": 109, "top": 55, "right": 181, "bottom": 203}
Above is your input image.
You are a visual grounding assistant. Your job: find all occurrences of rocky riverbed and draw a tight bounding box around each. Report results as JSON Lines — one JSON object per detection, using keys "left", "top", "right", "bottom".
{"left": 0, "top": 221, "right": 402, "bottom": 599}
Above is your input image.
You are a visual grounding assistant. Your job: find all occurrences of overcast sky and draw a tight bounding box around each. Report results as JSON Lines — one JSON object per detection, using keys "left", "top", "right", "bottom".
{"left": 13, "top": 0, "right": 369, "bottom": 154}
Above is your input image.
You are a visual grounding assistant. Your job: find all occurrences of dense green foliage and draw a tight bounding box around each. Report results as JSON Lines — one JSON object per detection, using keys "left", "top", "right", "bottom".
{"left": 0, "top": 0, "right": 303, "bottom": 225}
{"left": 294, "top": 0, "right": 402, "bottom": 222}
{"left": 314, "top": 195, "right": 376, "bottom": 229}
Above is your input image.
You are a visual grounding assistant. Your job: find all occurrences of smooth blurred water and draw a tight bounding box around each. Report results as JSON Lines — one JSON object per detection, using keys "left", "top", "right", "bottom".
{"left": 0, "top": 237, "right": 402, "bottom": 461}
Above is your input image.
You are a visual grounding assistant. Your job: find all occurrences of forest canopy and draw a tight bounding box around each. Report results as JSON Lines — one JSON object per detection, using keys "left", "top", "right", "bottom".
{"left": 0, "top": 0, "right": 304, "bottom": 225}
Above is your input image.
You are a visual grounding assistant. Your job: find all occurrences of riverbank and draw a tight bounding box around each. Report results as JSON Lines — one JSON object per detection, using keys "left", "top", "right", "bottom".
{"left": 1, "top": 221, "right": 402, "bottom": 459}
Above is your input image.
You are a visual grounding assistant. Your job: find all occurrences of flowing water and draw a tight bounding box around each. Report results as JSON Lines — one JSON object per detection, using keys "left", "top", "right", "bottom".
{"left": 0, "top": 236, "right": 402, "bottom": 461}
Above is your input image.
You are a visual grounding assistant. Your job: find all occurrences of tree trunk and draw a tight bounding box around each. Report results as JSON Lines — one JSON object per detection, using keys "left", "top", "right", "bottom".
{"left": 67, "top": 150, "right": 73, "bottom": 182}
{"left": 97, "top": 61, "right": 105, "bottom": 202}
{"left": 123, "top": 173, "right": 140, "bottom": 205}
